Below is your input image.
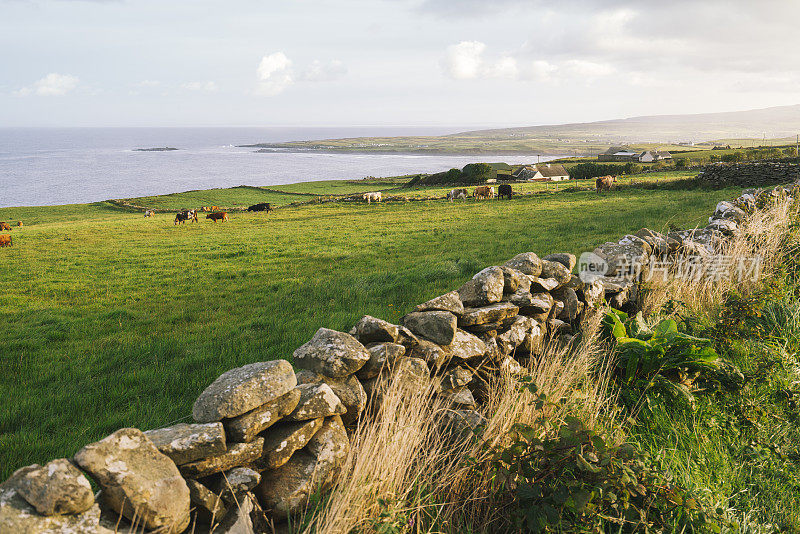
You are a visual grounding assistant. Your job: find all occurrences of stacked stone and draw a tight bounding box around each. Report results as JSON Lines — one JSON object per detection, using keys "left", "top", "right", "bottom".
{"left": 698, "top": 162, "right": 800, "bottom": 188}
{"left": 0, "top": 185, "right": 791, "bottom": 533}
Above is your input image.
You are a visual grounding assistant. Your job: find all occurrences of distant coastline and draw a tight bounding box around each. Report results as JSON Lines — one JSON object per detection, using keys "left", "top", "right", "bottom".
{"left": 134, "top": 147, "right": 179, "bottom": 152}
{"left": 244, "top": 145, "right": 573, "bottom": 157}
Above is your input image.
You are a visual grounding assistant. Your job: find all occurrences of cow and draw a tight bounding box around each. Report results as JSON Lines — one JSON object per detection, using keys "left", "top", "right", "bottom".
{"left": 17, "top": 221, "right": 23, "bottom": 227}
{"left": 174, "top": 210, "right": 198, "bottom": 225}
{"left": 247, "top": 203, "right": 274, "bottom": 212}
{"left": 207, "top": 212, "right": 229, "bottom": 223}
{"left": 144, "top": 210, "right": 155, "bottom": 218}
{"left": 0, "top": 235, "right": 11, "bottom": 247}
{"left": 363, "top": 192, "right": 382, "bottom": 204}
{"left": 595, "top": 175, "right": 617, "bottom": 193}
{"left": 211, "top": 206, "right": 220, "bottom": 212}
{"left": 447, "top": 188, "right": 468, "bottom": 202}
{"left": 473, "top": 186, "right": 495, "bottom": 200}
{"left": 0, "top": 222, "right": 10, "bottom": 231}
{"left": 498, "top": 184, "right": 513, "bottom": 199}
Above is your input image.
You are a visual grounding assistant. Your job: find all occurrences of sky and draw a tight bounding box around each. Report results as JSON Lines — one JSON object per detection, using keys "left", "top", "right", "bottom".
{"left": 2, "top": 0, "right": 800, "bottom": 128}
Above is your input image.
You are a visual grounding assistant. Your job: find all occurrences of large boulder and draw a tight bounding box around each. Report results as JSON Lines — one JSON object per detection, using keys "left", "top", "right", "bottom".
{"left": 145, "top": 422, "right": 227, "bottom": 465}
{"left": 179, "top": 439, "right": 264, "bottom": 479}
{"left": 193, "top": 360, "right": 296, "bottom": 423}
{"left": 305, "top": 415, "right": 350, "bottom": 488}
{"left": 414, "top": 290, "right": 465, "bottom": 315}
{"left": 73, "top": 428, "right": 190, "bottom": 532}
{"left": 446, "top": 329, "right": 488, "bottom": 362}
{"left": 293, "top": 328, "right": 371, "bottom": 378}
{"left": 0, "top": 466, "right": 101, "bottom": 534}
{"left": 357, "top": 342, "right": 406, "bottom": 380}
{"left": 500, "top": 266, "right": 524, "bottom": 294}
{"left": 543, "top": 253, "right": 576, "bottom": 272}
{"left": 14, "top": 459, "right": 94, "bottom": 516}
{"left": 402, "top": 310, "right": 458, "bottom": 345}
{"left": 295, "top": 370, "right": 367, "bottom": 425}
{"left": 224, "top": 389, "right": 301, "bottom": 443}
{"left": 259, "top": 418, "right": 323, "bottom": 470}
{"left": 287, "top": 383, "right": 346, "bottom": 421}
{"left": 348, "top": 315, "right": 400, "bottom": 344}
{"left": 504, "top": 252, "right": 542, "bottom": 277}
{"left": 458, "top": 267, "right": 505, "bottom": 307}
{"left": 255, "top": 451, "right": 319, "bottom": 518}
{"left": 459, "top": 302, "right": 519, "bottom": 327}
{"left": 540, "top": 259, "right": 572, "bottom": 285}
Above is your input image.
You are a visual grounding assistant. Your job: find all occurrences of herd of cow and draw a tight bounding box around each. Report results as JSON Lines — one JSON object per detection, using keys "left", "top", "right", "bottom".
{"left": 165, "top": 202, "right": 274, "bottom": 226}
{"left": 0, "top": 220, "right": 22, "bottom": 247}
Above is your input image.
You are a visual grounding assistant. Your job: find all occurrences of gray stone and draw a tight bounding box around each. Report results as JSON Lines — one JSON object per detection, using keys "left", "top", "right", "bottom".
{"left": 348, "top": 315, "right": 400, "bottom": 344}
{"left": 447, "top": 329, "right": 488, "bottom": 362}
{"left": 530, "top": 277, "right": 560, "bottom": 292}
{"left": 504, "top": 252, "right": 542, "bottom": 277}
{"left": 581, "top": 279, "right": 605, "bottom": 307}
{"left": 459, "top": 302, "right": 519, "bottom": 326}
{"left": 593, "top": 242, "right": 649, "bottom": 278}
{"left": 499, "top": 356, "right": 524, "bottom": 375}
{"left": 392, "top": 358, "right": 430, "bottom": 392}
{"left": 73, "top": 428, "right": 190, "bottom": 532}
{"left": 396, "top": 325, "right": 420, "bottom": 349}
{"left": 293, "top": 328, "right": 371, "bottom": 378}
{"left": 214, "top": 467, "right": 261, "bottom": 505}
{"left": 440, "top": 366, "right": 472, "bottom": 391}
{"left": 259, "top": 418, "right": 324, "bottom": 470}
{"left": 187, "top": 479, "right": 226, "bottom": 525}
{"left": 180, "top": 439, "right": 264, "bottom": 479}
{"left": 255, "top": 451, "right": 319, "bottom": 518}
{"left": 437, "top": 409, "right": 488, "bottom": 441}
{"left": 548, "top": 318, "right": 572, "bottom": 335}
{"left": 408, "top": 338, "right": 449, "bottom": 369}
{"left": 402, "top": 310, "right": 458, "bottom": 345}
{"left": 294, "top": 370, "right": 366, "bottom": 425}
{"left": 552, "top": 287, "right": 580, "bottom": 322}
{"left": 145, "top": 422, "right": 227, "bottom": 465}
{"left": 212, "top": 492, "right": 256, "bottom": 534}
{"left": 357, "top": 342, "right": 406, "bottom": 380}
{"left": 619, "top": 234, "right": 653, "bottom": 256}
{"left": 707, "top": 218, "right": 737, "bottom": 235}
{"left": 713, "top": 200, "right": 746, "bottom": 222}
{"left": 414, "top": 290, "right": 465, "bottom": 315}
{"left": 305, "top": 415, "right": 350, "bottom": 488}
{"left": 224, "top": 388, "right": 301, "bottom": 443}
{"left": 500, "top": 266, "right": 524, "bottom": 294}
{"left": 193, "top": 360, "right": 297, "bottom": 423}
{"left": 287, "top": 383, "right": 346, "bottom": 421}
{"left": 497, "top": 316, "right": 533, "bottom": 355}
{"left": 440, "top": 386, "right": 476, "bottom": 407}
{"left": 0, "top": 467, "right": 101, "bottom": 534}
{"left": 540, "top": 259, "right": 572, "bottom": 284}
{"left": 515, "top": 291, "right": 553, "bottom": 314}
{"left": 458, "top": 266, "right": 505, "bottom": 307}
{"left": 15, "top": 459, "right": 94, "bottom": 516}
{"left": 543, "top": 253, "right": 576, "bottom": 272}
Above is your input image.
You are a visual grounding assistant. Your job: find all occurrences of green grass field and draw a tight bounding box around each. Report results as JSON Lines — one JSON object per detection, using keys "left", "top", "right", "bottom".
{"left": 0, "top": 184, "right": 739, "bottom": 479}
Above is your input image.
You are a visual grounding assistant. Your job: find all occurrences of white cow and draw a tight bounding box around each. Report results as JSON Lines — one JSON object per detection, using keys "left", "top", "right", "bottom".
{"left": 144, "top": 210, "right": 155, "bottom": 218}
{"left": 363, "top": 192, "right": 382, "bottom": 204}
{"left": 447, "top": 188, "right": 468, "bottom": 202}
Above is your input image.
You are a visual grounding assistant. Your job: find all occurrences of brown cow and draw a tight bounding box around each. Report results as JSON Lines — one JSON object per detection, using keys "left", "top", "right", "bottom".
{"left": 16, "top": 221, "right": 23, "bottom": 227}
{"left": 206, "top": 212, "right": 229, "bottom": 223}
{"left": 0, "top": 235, "right": 11, "bottom": 247}
{"left": 211, "top": 206, "right": 220, "bottom": 212}
{"left": 595, "top": 175, "right": 617, "bottom": 193}
{"left": 0, "top": 222, "right": 10, "bottom": 231}
{"left": 473, "top": 186, "right": 495, "bottom": 200}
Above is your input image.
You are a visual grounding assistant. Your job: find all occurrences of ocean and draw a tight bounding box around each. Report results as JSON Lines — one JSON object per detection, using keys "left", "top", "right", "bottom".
{"left": 0, "top": 127, "right": 555, "bottom": 208}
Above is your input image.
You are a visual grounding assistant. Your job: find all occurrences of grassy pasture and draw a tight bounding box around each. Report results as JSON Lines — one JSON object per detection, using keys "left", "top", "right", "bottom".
{"left": 122, "top": 185, "right": 309, "bottom": 211}
{"left": 0, "top": 185, "right": 739, "bottom": 478}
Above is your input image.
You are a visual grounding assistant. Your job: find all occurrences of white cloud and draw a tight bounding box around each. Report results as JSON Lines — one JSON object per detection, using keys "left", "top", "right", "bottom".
{"left": 182, "top": 81, "right": 218, "bottom": 92}
{"left": 255, "top": 52, "right": 294, "bottom": 96}
{"left": 136, "top": 80, "right": 161, "bottom": 88}
{"left": 16, "top": 73, "right": 79, "bottom": 96}
{"left": 442, "top": 41, "right": 486, "bottom": 80}
{"left": 298, "top": 59, "right": 347, "bottom": 82}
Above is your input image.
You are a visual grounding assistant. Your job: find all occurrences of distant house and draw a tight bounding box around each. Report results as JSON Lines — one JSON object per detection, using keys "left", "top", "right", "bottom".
{"left": 512, "top": 163, "right": 570, "bottom": 182}
{"left": 598, "top": 147, "right": 640, "bottom": 162}
{"left": 638, "top": 150, "right": 672, "bottom": 162}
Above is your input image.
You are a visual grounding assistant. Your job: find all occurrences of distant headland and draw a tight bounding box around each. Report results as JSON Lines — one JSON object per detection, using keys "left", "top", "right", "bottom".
{"left": 134, "top": 147, "right": 179, "bottom": 152}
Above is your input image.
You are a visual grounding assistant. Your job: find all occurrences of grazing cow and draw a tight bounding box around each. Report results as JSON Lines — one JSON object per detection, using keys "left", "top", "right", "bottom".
{"left": 247, "top": 202, "right": 274, "bottom": 212}
{"left": 144, "top": 210, "right": 154, "bottom": 218}
{"left": 498, "top": 184, "right": 513, "bottom": 199}
{"left": 363, "top": 192, "right": 382, "bottom": 204}
{"left": 207, "top": 212, "right": 229, "bottom": 223}
{"left": 595, "top": 175, "right": 617, "bottom": 193}
{"left": 174, "top": 209, "right": 198, "bottom": 225}
{"left": 0, "top": 235, "right": 11, "bottom": 247}
{"left": 211, "top": 206, "right": 220, "bottom": 212}
{"left": 447, "top": 188, "right": 468, "bottom": 202}
{"left": 17, "top": 221, "right": 23, "bottom": 227}
{"left": 473, "top": 186, "right": 495, "bottom": 200}
{"left": 0, "top": 222, "right": 10, "bottom": 231}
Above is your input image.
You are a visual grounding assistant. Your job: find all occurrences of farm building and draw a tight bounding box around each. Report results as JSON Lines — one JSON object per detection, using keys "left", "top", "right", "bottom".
{"left": 598, "top": 146, "right": 672, "bottom": 163}
{"left": 512, "top": 163, "right": 570, "bottom": 181}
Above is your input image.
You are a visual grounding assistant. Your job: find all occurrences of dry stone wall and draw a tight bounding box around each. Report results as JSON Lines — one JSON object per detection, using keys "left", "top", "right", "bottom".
{"left": 699, "top": 162, "right": 800, "bottom": 188}
{"left": 1, "top": 180, "right": 796, "bottom": 533}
